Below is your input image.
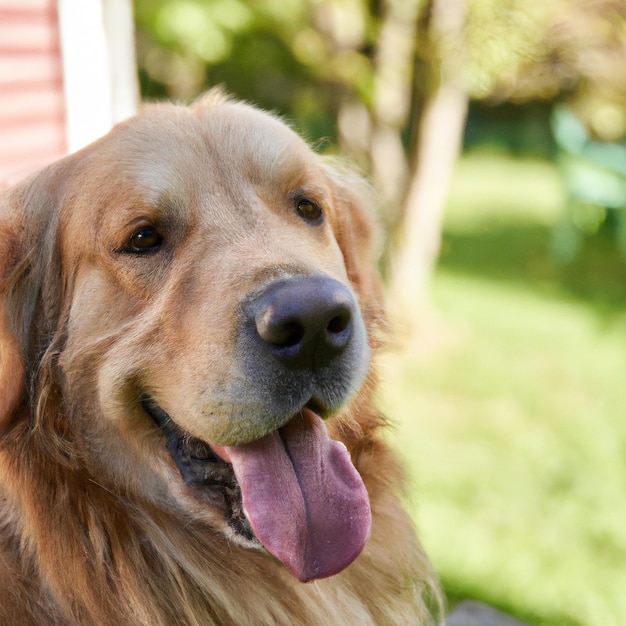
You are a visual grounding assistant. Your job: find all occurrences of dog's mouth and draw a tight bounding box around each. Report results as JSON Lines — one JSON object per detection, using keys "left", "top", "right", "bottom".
{"left": 141, "top": 396, "right": 253, "bottom": 540}
{"left": 141, "top": 395, "right": 371, "bottom": 582}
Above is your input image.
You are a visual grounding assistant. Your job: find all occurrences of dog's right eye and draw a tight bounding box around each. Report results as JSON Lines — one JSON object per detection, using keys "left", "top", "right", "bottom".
{"left": 295, "top": 198, "right": 324, "bottom": 224}
{"left": 125, "top": 227, "right": 164, "bottom": 253}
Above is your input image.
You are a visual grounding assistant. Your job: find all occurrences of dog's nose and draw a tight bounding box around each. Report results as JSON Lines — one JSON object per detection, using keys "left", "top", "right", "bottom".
{"left": 253, "top": 276, "right": 355, "bottom": 368}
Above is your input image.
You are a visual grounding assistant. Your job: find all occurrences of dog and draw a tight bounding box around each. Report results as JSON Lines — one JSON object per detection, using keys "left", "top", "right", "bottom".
{"left": 0, "top": 91, "right": 441, "bottom": 625}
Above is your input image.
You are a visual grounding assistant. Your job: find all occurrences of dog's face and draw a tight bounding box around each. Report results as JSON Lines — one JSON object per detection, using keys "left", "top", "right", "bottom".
{"left": 0, "top": 93, "right": 381, "bottom": 583}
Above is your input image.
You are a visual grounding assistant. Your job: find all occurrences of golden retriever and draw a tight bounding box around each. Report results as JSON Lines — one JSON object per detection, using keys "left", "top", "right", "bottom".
{"left": 0, "top": 91, "right": 440, "bottom": 625}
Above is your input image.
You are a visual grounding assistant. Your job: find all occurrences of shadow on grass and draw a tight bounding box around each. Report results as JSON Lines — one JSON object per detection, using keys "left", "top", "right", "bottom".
{"left": 439, "top": 220, "right": 626, "bottom": 311}
{"left": 442, "top": 575, "right": 584, "bottom": 626}
{"left": 436, "top": 221, "right": 623, "bottom": 625}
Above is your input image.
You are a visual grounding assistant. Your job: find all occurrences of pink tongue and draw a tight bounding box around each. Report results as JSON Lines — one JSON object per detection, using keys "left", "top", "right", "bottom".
{"left": 216, "top": 410, "right": 371, "bottom": 582}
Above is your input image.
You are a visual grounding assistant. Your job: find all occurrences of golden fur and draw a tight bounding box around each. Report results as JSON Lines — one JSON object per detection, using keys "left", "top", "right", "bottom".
{"left": 0, "top": 91, "right": 440, "bottom": 625}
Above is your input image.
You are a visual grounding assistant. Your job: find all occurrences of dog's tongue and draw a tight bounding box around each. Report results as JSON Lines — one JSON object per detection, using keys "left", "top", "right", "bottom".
{"left": 215, "top": 410, "right": 371, "bottom": 582}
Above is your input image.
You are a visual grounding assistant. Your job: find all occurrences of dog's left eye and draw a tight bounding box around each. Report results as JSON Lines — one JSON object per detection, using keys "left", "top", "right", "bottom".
{"left": 126, "top": 227, "right": 164, "bottom": 253}
{"left": 296, "top": 199, "right": 324, "bottom": 224}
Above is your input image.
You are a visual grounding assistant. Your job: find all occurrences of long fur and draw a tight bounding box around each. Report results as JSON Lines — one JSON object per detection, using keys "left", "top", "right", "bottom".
{"left": 0, "top": 91, "right": 441, "bottom": 625}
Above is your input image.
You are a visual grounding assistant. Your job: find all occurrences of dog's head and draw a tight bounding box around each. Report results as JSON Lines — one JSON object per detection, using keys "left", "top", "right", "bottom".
{"left": 0, "top": 91, "right": 385, "bottom": 582}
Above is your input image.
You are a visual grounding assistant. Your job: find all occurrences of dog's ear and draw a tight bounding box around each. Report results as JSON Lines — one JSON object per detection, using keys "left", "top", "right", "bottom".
{"left": 0, "top": 171, "right": 63, "bottom": 428}
{"left": 0, "top": 198, "right": 25, "bottom": 426}
{"left": 325, "top": 167, "right": 387, "bottom": 342}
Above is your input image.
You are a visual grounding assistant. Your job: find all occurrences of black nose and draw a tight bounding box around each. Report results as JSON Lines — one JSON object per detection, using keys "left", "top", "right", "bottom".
{"left": 253, "top": 276, "right": 356, "bottom": 368}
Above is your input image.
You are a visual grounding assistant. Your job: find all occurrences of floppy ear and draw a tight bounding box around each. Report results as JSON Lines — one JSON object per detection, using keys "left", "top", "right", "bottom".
{"left": 0, "top": 203, "right": 24, "bottom": 426}
{"left": 0, "top": 172, "right": 64, "bottom": 428}
{"left": 326, "top": 167, "right": 387, "bottom": 344}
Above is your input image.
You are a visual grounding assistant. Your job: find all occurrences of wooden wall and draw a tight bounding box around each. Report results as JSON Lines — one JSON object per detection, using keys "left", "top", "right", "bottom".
{"left": 0, "top": 0, "right": 66, "bottom": 188}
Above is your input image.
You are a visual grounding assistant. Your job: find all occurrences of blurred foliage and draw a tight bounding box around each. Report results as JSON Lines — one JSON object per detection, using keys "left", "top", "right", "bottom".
{"left": 464, "top": 0, "right": 626, "bottom": 140}
{"left": 134, "top": 0, "right": 626, "bottom": 141}
{"left": 134, "top": 0, "right": 379, "bottom": 141}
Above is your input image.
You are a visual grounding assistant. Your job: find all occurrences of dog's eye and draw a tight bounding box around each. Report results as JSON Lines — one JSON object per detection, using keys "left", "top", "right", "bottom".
{"left": 296, "top": 199, "right": 323, "bottom": 224}
{"left": 126, "top": 227, "right": 163, "bottom": 253}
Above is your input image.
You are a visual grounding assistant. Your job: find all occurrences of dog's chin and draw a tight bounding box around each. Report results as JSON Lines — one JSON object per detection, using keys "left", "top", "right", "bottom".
{"left": 140, "top": 395, "right": 258, "bottom": 544}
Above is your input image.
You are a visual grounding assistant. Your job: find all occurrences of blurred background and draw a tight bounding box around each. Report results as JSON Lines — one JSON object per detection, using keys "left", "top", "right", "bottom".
{"left": 133, "top": 2, "right": 626, "bottom": 623}
{"left": 4, "top": 0, "right": 626, "bottom": 623}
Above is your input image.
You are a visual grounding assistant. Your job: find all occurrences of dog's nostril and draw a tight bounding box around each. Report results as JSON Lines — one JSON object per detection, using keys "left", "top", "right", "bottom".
{"left": 258, "top": 318, "right": 306, "bottom": 349}
{"left": 327, "top": 312, "right": 350, "bottom": 336}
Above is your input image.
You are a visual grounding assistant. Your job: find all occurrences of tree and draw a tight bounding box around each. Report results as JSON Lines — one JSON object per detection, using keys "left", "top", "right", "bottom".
{"left": 385, "top": 0, "right": 469, "bottom": 339}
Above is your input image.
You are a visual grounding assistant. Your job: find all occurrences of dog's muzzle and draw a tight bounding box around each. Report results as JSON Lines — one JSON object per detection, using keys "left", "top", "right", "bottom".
{"left": 146, "top": 274, "right": 372, "bottom": 583}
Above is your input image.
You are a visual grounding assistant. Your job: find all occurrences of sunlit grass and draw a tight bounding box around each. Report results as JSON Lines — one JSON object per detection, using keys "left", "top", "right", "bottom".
{"left": 380, "top": 152, "right": 626, "bottom": 625}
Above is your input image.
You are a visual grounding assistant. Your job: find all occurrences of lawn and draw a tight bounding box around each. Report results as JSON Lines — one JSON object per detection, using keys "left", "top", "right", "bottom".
{"left": 379, "top": 152, "right": 626, "bottom": 626}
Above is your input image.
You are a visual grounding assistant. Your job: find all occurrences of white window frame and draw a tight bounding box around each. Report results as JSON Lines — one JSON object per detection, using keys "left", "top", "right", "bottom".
{"left": 57, "top": 0, "right": 138, "bottom": 153}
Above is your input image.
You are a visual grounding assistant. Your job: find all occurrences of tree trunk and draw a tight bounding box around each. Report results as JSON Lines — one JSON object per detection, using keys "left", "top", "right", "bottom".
{"left": 388, "top": 0, "right": 469, "bottom": 342}
{"left": 369, "top": 0, "right": 424, "bottom": 226}
{"left": 389, "top": 84, "right": 468, "bottom": 326}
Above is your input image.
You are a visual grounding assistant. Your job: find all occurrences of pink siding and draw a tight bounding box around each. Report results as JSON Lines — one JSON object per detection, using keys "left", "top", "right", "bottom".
{"left": 0, "top": 0, "right": 66, "bottom": 188}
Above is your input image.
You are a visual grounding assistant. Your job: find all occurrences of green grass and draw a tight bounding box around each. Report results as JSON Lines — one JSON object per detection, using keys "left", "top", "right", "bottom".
{"left": 379, "top": 152, "right": 626, "bottom": 626}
